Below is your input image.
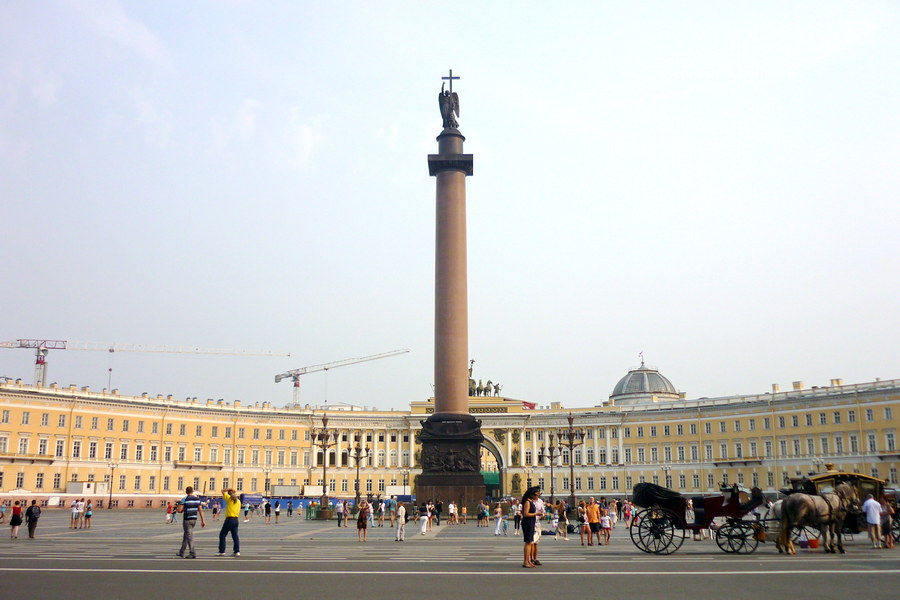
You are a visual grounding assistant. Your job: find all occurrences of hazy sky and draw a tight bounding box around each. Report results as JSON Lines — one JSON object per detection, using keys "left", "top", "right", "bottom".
{"left": 2, "top": 1, "right": 898, "bottom": 411}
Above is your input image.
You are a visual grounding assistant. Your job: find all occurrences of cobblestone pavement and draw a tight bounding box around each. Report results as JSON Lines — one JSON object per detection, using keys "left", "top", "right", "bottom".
{"left": 2, "top": 510, "right": 898, "bottom": 599}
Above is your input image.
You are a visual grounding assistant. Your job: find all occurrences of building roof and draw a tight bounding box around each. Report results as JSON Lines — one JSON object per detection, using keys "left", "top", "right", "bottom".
{"left": 609, "top": 362, "right": 680, "bottom": 404}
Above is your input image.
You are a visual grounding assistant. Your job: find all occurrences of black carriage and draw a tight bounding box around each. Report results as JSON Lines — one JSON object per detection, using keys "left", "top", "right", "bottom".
{"left": 630, "top": 482, "right": 765, "bottom": 555}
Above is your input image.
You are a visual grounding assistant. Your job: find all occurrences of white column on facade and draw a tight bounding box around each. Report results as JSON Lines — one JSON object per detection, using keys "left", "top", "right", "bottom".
{"left": 606, "top": 432, "right": 612, "bottom": 465}
{"left": 593, "top": 428, "right": 599, "bottom": 465}
{"left": 336, "top": 428, "right": 343, "bottom": 468}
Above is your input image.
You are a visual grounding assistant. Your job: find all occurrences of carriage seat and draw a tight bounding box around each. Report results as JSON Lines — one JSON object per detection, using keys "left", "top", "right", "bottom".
{"left": 690, "top": 496, "right": 706, "bottom": 524}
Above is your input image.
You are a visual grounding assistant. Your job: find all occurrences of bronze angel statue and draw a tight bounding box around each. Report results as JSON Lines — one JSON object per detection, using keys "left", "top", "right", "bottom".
{"left": 439, "top": 82, "right": 459, "bottom": 129}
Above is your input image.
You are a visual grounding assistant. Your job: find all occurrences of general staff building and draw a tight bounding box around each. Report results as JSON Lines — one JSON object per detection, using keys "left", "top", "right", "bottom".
{"left": 1, "top": 363, "right": 898, "bottom": 507}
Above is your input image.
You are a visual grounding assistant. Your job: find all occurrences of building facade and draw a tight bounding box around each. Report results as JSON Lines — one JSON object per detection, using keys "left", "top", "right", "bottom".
{"left": 1, "top": 366, "right": 898, "bottom": 507}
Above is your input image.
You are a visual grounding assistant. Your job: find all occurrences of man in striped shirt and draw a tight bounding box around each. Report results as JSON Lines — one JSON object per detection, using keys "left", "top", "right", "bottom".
{"left": 176, "top": 486, "right": 206, "bottom": 558}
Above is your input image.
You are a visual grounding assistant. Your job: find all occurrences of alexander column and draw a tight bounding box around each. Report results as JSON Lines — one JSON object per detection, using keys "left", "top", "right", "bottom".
{"left": 416, "top": 70, "right": 485, "bottom": 506}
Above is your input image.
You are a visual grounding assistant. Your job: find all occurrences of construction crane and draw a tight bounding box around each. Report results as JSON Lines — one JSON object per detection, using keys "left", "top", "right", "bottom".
{"left": 275, "top": 349, "right": 410, "bottom": 406}
{"left": 0, "top": 339, "right": 290, "bottom": 387}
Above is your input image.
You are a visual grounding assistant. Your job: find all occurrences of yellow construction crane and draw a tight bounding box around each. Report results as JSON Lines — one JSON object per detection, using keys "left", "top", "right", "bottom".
{"left": 0, "top": 338, "right": 290, "bottom": 387}
{"left": 275, "top": 349, "right": 410, "bottom": 406}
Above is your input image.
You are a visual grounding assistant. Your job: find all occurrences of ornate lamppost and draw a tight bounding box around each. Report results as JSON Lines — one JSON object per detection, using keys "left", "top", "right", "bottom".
{"left": 400, "top": 467, "right": 410, "bottom": 495}
{"left": 558, "top": 412, "right": 585, "bottom": 510}
{"left": 524, "top": 466, "right": 534, "bottom": 488}
{"left": 107, "top": 461, "right": 118, "bottom": 509}
{"left": 538, "top": 433, "right": 562, "bottom": 505}
{"left": 349, "top": 436, "right": 371, "bottom": 506}
{"left": 262, "top": 466, "right": 272, "bottom": 495}
{"left": 311, "top": 414, "right": 337, "bottom": 512}
{"left": 661, "top": 464, "right": 672, "bottom": 488}
{"left": 811, "top": 455, "right": 825, "bottom": 475}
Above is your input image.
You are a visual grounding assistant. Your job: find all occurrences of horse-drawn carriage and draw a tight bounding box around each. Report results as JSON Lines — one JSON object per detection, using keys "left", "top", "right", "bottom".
{"left": 764, "top": 467, "right": 888, "bottom": 553}
{"left": 777, "top": 468, "right": 885, "bottom": 535}
{"left": 629, "top": 481, "right": 765, "bottom": 555}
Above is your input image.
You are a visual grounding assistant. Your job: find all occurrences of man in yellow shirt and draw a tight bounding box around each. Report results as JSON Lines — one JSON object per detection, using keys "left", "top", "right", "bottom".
{"left": 585, "top": 497, "right": 602, "bottom": 546}
{"left": 217, "top": 488, "right": 242, "bottom": 556}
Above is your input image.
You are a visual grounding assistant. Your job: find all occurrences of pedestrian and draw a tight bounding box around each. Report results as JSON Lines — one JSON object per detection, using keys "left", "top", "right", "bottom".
{"left": 435, "top": 500, "right": 443, "bottom": 526}
{"left": 217, "top": 488, "right": 242, "bottom": 557}
{"left": 0, "top": 502, "right": 6, "bottom": 524}
{"left": 389, "top": 496, "right": 397, "bottom": 527}
{"left": 243, "top": 500, "right": 250, "bottom": 522}
{"left": 212, "top": 501, "right": 220, "bottom": 521}
{"left": 513, "top": 499, "right": 522, "bottom": 535}
{"left": 165, "top": 502, "right": 174, "bottom": 524}
{"left": 336, "top": 500, "right": 345, "bottom": 527}
{"left": 176, "top": 486, "right": 206, "bottom": 558}
{"left": 287, "top": 501, "right": 293, "bottom": 518}
{"left": 77, "top": 498, "right": 86, "bottom": 528}
{"left": 395, "top": 501, "right": 406, "bottom": 541}
{"left": 274, "top": 501, "right": 281, "bottom": 524}
{"left": 83, "top": 499, "right": 93, "bottom": 528}
{"left": 419, "top": 502, "right": 429, "bottom": 535}
{"left": 448, "top": 501, "right": 457, "bottom": 525}
{"left": 585, "top": 496, "right": 602, "bottom": 546}
{"left": 556, "top": 500, "right": 569, "bottom": 540}
{"left": 862, "top": 493, "right": 882, "bottom": 549}
{"left": 461, "top": 504, "right": 467, "bottom": 524}
{"left": 494, "top": 503, "right": 504, "bottom": 535}
{"left": 70, "top": 499, "right": 80, "bottom": 528}
{"left": 264, "top": 499, "right": 272, "bottom": 524}
{"left": 357, "top": 499, "right": 369, "bottom": 542}
{"left": 377, "top": 499, "right": 385, "bottom": 527}
{"left": 9, "top": 500, "right": 23, "bottom": 538}
{"left": 25, "top": 500, "right": 41, "bottom": 538}
{"left": 880, "top": 493, "right": 895, "bottom": 549}
{"left": 600, "top": 508, "right": 612, "bottom": 544}
{"left": 521, "top": 486, "right": 543, "bottom": 568}
{"left": 531, "top": 489, "right": 546, "bottom": 564}
{"left": 578, "top": 501, "right": 589, "bottom": 545}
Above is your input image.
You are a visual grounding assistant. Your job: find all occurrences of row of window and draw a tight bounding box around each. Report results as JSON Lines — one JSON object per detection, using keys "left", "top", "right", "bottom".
{"left": 0, "top": 411, "right": 416, "bottom": 445}
{"left": 0, "top": 436, "right": 416, "bottom": 468}
{"left": 519, "top": 431, "right": 897, "bottom": 465}
{"left": 0, "top": 471, "right": 397, "bottom": 494}
{"left": 522, "top": 407, "right": 893, "bottom": 441}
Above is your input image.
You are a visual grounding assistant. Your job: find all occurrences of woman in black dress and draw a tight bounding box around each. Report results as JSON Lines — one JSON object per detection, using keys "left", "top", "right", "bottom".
{"left": 521, "top": 487, "right": 541, "bottom": 567}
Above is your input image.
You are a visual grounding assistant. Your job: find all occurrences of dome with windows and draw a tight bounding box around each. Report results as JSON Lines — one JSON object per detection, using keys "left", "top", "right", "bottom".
{"left": 609, "top": 361, "right": 681, "bottom": 405}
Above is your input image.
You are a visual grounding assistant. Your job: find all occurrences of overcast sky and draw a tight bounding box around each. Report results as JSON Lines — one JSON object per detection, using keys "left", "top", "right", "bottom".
{"left": 2, "top": 1, "right": 898, "bottom": 411}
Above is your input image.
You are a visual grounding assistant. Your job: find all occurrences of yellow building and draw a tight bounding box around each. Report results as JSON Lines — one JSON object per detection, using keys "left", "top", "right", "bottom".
{"left": 1, "top": 364, "right": 898, "bottom": 507}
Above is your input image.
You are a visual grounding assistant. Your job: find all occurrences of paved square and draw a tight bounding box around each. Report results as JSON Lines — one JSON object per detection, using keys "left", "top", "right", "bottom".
{"left": 2, "top": 510, "right": 898, "bottom": 599}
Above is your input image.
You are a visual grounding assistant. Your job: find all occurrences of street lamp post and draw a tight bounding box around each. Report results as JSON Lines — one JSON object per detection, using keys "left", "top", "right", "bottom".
{"left": 349, "top": 437, "right": 371, "bottom": 506}
{"left": 538, "top": 433, "right": 561, "bottom": 506}
{"left": 811, "top": 456, "right": 825, "bottom": 475}
{"left": 262, "top": 466, "right": 272, "bottom": 495}
{"left": 558, "top": 412, "right": 585, "bottom": 510}
{"left": 311, "top": 414, "right": 337, "bottom": 511}
{"left": 107, "top": 462, "right": 118, "bottom": 509}
{"left": 524, "top": 466, "right": 534, "bottom": 488}
{"left": 661, "top": 464, "right": 672, "bottom": 488}
{"left": 399, "top": 467, "right": 410, "bottom": 496}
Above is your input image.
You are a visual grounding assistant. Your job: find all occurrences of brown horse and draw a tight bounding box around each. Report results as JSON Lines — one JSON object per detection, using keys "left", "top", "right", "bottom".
{"left": 777, "top": 482, "right": 859, "bottom": 554}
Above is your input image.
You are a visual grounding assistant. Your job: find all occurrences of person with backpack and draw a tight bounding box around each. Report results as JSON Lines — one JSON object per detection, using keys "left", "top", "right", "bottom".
{"left": 25, "top": 500, "right": 41, "bottom": 538}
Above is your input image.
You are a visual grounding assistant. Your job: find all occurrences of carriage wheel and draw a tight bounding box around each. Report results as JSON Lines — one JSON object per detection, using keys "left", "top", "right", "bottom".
{"left": 630, "top": 507, "right": 685, "bottom": 555}
{"left": 715, "top": 520, "right": 758, "bottom": 554}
